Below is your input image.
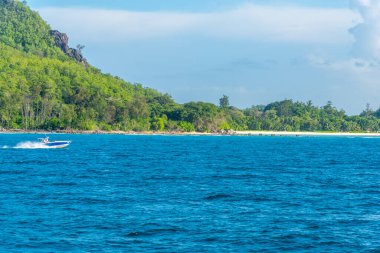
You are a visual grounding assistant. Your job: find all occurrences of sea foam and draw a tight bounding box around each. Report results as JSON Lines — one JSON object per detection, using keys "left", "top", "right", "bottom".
{"left": 14, "top": 141, "right": 51, "bottom": 149}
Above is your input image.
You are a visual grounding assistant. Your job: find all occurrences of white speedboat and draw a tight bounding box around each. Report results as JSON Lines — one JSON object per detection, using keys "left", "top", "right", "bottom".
{"left": 38, "top": 137, "right": 71, "bottom": 148}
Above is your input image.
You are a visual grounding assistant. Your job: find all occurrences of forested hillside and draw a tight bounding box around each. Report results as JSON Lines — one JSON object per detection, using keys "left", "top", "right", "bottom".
{"left": 0, "top": 0, "right": 176, "bottom": 131}
{"left": 0, "top": 0, "right": 379, "bottom": 132}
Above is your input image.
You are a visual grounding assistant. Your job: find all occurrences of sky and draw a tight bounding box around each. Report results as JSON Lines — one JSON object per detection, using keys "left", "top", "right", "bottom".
{"left": 26, "top": 0, "right": 380, "bottom": 114}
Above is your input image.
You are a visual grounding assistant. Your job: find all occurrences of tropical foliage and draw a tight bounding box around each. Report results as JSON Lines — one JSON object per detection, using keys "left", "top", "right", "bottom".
{"left": 0, "top": 0, "right": 380, "bottom": 132}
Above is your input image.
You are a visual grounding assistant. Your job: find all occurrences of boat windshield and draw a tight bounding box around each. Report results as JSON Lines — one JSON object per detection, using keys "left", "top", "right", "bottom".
{"left": 38, "top": 137, "right": 49, "bottom": 143}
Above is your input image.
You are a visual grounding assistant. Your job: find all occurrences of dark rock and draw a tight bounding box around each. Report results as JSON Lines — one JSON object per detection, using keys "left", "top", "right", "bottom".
{"left": 50, "top": 30, "right": 69, "bottom": 53}
{"left": 67, "top": 48, "right": 87, "bottom": 66}
{"left": 49, "top": 30, "right": 88, "bottom": 67}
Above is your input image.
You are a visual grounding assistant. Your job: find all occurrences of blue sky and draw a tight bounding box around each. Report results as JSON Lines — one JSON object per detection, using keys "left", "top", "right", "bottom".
{"left": 26, "top": 0, "right": 380, "bottom": 114}
{"left": 27, "top": 0, "right": 348, "bottom": 11}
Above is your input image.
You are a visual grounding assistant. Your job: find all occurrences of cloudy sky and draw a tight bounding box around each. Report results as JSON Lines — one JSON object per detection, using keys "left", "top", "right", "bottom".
{"left": 26, "top": 0, "right": 380, "bottom": 114}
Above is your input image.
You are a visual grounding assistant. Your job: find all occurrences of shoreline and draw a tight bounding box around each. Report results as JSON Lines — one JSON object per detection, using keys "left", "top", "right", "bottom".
{"left": 1, "top": 129, "right": 380, "bottom": 137}
{"left": 233, "top": 131, "right": 380, "bottom": 137}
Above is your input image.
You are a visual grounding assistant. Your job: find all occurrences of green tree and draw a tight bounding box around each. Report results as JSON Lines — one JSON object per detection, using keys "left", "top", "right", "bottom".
{"left": 179, "top": 121, "right": 195, "bottom": 132}
{"left": 219, "top": 95, "right": 229, "bottom": 109}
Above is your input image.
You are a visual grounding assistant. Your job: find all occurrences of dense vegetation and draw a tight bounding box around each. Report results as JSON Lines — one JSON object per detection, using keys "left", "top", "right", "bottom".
{"left": 0, "top": 0, "right": 380, "bottom": 133}
{"left": 0, "top": 0, "right": 63, "bottom": 57}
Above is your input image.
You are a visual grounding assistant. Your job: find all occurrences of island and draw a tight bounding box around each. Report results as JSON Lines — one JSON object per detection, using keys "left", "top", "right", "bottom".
{"left": 1, "top": 0, "right": 380, "bottom": 135}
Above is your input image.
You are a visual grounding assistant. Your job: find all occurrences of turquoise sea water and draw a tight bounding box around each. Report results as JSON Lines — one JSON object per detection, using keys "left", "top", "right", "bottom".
{"left": 1, "top": 134, "right": 380, "bottom": 252}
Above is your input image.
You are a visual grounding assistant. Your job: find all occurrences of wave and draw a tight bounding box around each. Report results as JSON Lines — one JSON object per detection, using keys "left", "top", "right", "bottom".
{"left": 14, "top": 141, "right": 51, "bottom": 149}
{"left": 126, "top": 227, "right": 185, "bottom": 237}
{"left": 204, "top": 193, "right": 234, "bottom": 200}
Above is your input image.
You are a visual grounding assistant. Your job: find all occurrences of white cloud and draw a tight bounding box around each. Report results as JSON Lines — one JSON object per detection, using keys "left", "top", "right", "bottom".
{"left": 308, "top": 0, "right": 380, "bottom": 77}
{"left": 308, "top": 55, "right": 379, "bottom": 73}
{"left": 350, "top": 0, "right": 380, "bottom": 61}
{"left": 37, "top": 4, "right": 355, "bottom": 44}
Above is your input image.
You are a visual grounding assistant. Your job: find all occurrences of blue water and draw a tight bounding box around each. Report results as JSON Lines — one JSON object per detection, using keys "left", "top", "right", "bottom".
{"left": 1, "top": 134, "right": 380, "bottom": 252}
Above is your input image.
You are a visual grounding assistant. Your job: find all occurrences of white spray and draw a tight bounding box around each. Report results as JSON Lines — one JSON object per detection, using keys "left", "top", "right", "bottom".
{"left": 14, "top": 141, "right": 52, "bottom": 149}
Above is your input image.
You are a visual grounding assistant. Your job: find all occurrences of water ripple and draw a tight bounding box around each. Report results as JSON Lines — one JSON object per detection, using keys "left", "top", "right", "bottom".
{"left": 0, "top": 134, "right": 380, "bottom": 252}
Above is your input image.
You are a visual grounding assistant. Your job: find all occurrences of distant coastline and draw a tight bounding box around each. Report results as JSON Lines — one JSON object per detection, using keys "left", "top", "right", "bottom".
{"left": 233, "top": 131, "right": 380, "bottom": 137}
{"left": 2, "top": 1, "right": 380, "bottom": 139}
{"left": 1, "top": 129, "right": 380, "bottom": 137}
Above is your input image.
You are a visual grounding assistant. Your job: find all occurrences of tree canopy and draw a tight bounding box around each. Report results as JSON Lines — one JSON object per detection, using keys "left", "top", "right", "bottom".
{"left": 0, "top": 0, "right": 380, "bottom": 133}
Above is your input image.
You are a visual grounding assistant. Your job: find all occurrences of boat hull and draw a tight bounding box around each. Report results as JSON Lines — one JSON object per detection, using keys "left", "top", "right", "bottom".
{"left": 44, "top": 141, "right": 71, "bottom": 149}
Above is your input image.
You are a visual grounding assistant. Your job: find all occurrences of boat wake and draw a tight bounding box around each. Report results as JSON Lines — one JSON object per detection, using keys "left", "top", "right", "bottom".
{"left": 14, "top": 141, "right": 53, "bottom": 149}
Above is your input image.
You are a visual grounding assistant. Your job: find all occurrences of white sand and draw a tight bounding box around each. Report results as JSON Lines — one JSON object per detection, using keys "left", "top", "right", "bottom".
{"left": 233, "top": 131, "right": 380, "bottom": 137}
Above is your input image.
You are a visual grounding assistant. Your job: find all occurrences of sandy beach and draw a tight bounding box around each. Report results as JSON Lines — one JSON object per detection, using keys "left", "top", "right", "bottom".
{"left": 1, "top": 129, "right": 380, "bottom": 137}
{"left": 233, "top": 131, "right": 380, "bottom": 137}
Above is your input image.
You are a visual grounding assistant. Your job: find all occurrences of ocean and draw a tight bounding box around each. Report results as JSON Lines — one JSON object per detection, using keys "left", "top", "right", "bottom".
{"left": 1, "top": 134, "right": 380, "bottom": 252}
